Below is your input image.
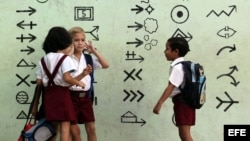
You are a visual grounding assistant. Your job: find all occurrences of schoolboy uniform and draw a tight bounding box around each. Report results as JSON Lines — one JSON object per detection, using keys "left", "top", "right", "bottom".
{"left": 37, "top": 53, "right": 77, "bottom": 122}
{"left": 169, "top": 57, "right": 196, "bottom": 126}
{"left": 70, "top": 53, "right": 102, "bottom": 124}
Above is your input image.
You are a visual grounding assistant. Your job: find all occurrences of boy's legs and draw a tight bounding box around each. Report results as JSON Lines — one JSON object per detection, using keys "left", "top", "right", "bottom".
{"left": 85, "top": 122, "right": 97, "bottom": 141}
{"left": 173, "top": 94, "right": 195, "bottom": 141}
{"left": 70, "top": 124, "right": 82, "bottom": 141}
{"left": 178, "top": 125, "right": 193, "bottom": 141}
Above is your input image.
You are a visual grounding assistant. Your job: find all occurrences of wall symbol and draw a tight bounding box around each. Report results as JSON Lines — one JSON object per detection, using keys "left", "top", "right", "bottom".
{"left": 17, "top": 110, "right": 28, "bottom": 119}
{"left": 216, "top": 91, "right": 239, "bottom": 112}
{"left": 123, "top": 89, "right": 144, "bottom": 102}
{"left": 20, "top": 46, "right": 35, "bottom": 55}
{"left": 171, "top": 28, "right": 192, "bottom": 41}
{"left": 206, "top": 5, "right": 237, "bottom": 17}
{"left": 217, "top": 26, "right": 236, "bottom": 39}
{"left": 74, "top": 7, "right": 94, "bottom": 21}
{"left": 17, "top": 59, "right": 36, "bottom": 69}
{"left": 16, "top": 6, "right": 36, "bottom": 16}
{"left": 17, "top": 20, "right": 37, "bottom": 30}
{"left": 171, "top": 5, "right": 189, "bottom": 24}
{"left": 16, "top": 74, "right": 31, "bottom": 87}
{"left": 85, "top": 26, "right": 99, "bottom": 41}
{"left": 125, "top": 51, "right": 144, "bottom": 63}
{"left": 126, "top": 38, "right": 144, "bottom": 48}
{"left": 121, "top": 111, "right": 146, "bottom": 126}
{"left": 16, "top": 91, "right": 29, "bottom": 104}
{"left": 124, "top": 68, "right": 142, "bottom": 82}
{"left": 16, "top": 34, "right": 36, "bottom": 43}
{"left": 217, "top": 66, "right": 240, "bottom": 87}
{"left": 216, "top": 44, "right": 236, "bottom": 56}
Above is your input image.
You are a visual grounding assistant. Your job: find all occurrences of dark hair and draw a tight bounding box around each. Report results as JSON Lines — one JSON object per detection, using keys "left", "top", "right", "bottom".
{"left": 167, "top": 37, "right": 190, "bottom": 57}
{"left": 42, "top": 26, "right": 72, "bottom": 54}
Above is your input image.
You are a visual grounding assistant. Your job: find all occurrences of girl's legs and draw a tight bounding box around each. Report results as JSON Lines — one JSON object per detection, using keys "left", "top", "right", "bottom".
{"left": 178, "top": 125, "right": 193, "bottom": 141}
{"left": 70, "top": 124, "right": 82, "bottom": 141}
{"left": 60, "top": 121, "right": 71, "bottom": 141}
{"left": 85, "top": 122, "right": 97, "bottom": 141}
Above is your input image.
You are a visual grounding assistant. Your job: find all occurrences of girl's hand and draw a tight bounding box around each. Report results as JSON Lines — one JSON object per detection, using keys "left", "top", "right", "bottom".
{"left": 77, "top": 81, "right": 85, "bottom": 88}
{"left": 82, "top": 64, "right": 92, "bottom": 76}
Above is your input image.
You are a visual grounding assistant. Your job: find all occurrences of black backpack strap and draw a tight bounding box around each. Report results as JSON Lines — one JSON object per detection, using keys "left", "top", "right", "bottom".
{"left": 83, "top": 53, "right": 95, "bottom": 102}
{"left": 41, "top": 55, "right": 67, "bottom": 86}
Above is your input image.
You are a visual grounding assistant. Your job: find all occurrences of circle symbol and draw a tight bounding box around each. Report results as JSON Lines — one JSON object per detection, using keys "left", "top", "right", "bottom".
{"left": 37, "top": 0, "right": 48, "bottom": 3}
{"left": 16, "top": 91, "right": 29, "bottom": 104}
{"left": 171, "top": 5, "right": 189, "bottom": 24}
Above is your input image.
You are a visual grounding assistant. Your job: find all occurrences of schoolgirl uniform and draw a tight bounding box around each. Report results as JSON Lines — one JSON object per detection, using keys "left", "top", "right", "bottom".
{"left": 69, "top": 53, "right": 102, "bottom": 124}
{"left": 169, "top": 57, "right": 196, "bottom": 126}
{"left": 36, "top": 53, "right": 77, "bottom": 122}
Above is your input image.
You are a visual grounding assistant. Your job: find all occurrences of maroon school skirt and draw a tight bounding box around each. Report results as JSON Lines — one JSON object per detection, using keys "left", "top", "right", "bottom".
{"left": 44, "top": 85, "right": 76, "bottom": 122}
{"left": 172, "top": 94, "right": 196, "bottom": 126}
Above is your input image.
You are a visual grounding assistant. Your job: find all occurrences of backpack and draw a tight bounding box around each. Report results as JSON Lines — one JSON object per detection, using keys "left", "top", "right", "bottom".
{"left": 83, "top": 53, "right": 95, "bottom": 103}
{"left": 178, "top": 61, "right": 206, "bottom": 109}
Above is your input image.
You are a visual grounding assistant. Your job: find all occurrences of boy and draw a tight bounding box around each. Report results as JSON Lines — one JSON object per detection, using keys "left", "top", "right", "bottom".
{"left": 153, "top": 37, "right": 194, "bottom": 141}
{"left": 68, "top": 26, "right": 109, "bottom": 141}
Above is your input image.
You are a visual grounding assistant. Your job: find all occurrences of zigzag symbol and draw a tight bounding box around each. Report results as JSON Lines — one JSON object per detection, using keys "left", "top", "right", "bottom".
{"left": 206, "top": 5, "right": 237, "bottom": 17}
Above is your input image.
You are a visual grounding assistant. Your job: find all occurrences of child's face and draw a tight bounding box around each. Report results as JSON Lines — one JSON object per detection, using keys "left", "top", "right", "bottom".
{"left": 164, "top": 42, "right": 178, "bottom": 61}
{"left": 72, "top": 32, "right": 86, "bottom": 53}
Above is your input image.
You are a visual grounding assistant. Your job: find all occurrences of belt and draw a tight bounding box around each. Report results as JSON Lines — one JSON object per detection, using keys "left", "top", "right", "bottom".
{"left": 172, "top": 94, "right": 182, "bottom": 103}
{"left": 70, "top": 90, "right": 87, "bottom": 98}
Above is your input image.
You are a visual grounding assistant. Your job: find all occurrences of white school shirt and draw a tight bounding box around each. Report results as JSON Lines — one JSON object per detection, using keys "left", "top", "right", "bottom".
{"left": 69, "top": 53, "right": 102, "bottom": 91}
{"left": 36, "top": 53, "right": 76, "bottom": 87}
{"left": 169, "top": 57, "right": 185, "bottom": 98}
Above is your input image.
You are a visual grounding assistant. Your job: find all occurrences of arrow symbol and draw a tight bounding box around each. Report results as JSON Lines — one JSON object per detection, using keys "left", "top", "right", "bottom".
{"left": 85, "top": 26, "right": 99, "bottom": 41}
{"left": 121, "top": 111, "right": 146, "bottom": 126}
{"left": 216, "top": 91, "right": 239, "bottom": 112}
{"left": 16, "top": 34, "right": 36, "bottom": 43}
{"left": 217, "top": 66, "right": 240, "bottom": 87}
{"left": 17, "top": 59, "right": 36, "bottom": 69}
{"left": 172, "top": 28, "right": 193, "bottom": 42}
{"left": 131, "top": 5, "right": 144, "bottom": 14}
{"left": 16, "top": 6, "right": 36, "bottom": 16}
{"left": 17, "top": 20, "right": 37, "bottom": 30}
{"left": 126, "top": 38, "right": 143, "bottom": 47}
{"left": 20, "top": 46, "right": 35, "bottom": 55}
{"left": 127, "top": 22, "right": 143, "bottom": 31}
{"left": 123, "top": 90, "right": 144, "bottom": 102}
{"left": 206, "top": 5, "right": 237, "bottom": 17}
{"left": 125, "top": 51, "right": 144, "bottom": 63}
{"left": 216, "top": 44, "right": 236, "bottom": 56}
{"left": 125, "top": 55, "right": 144, "bottom": 63}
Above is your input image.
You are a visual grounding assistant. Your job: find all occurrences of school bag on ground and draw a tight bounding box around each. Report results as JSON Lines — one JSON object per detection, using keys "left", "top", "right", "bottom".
{"left": 178, "top": 61, "right": 206, "bottom": 109}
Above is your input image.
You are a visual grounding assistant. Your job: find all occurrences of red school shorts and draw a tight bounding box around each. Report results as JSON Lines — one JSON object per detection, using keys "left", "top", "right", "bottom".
{"left": 70, "top": 91, "right": 95, "bottom": 124}
{"left": 172, "top": 94, "right": 196, "bottom": 126}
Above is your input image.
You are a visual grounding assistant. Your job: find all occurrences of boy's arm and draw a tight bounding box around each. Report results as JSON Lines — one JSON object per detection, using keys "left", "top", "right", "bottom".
{"left": 153, "top": 82, "right": 175, "bottom": 114}
{"left": 86, "top": 40, "right": 109, "bottom": 69}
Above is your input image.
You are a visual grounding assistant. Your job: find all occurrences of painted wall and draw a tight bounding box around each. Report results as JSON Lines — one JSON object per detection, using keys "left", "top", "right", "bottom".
{"left": 0, "top": 0, "right": 249, "bottom": 140}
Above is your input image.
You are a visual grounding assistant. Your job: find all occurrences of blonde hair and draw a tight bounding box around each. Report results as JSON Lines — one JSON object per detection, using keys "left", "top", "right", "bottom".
{"left": 68, "top": 26, "right": 85, "bottom": 37}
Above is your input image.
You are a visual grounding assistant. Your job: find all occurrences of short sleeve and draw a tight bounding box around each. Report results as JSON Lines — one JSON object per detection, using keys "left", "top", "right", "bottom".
{"left": 61, "top": 56, "right": 76, "bottom": 74}
{"left": 169, "top": 64, "right": 184, "bottom": 87}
